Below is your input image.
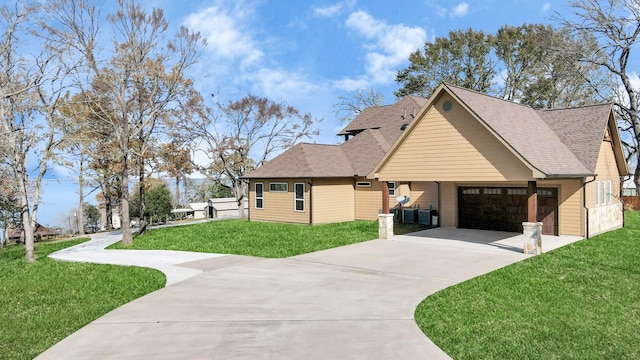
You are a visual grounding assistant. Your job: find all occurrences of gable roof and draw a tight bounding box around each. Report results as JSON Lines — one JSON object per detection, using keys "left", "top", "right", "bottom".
{"left": 244, "top": 98, "right": 419, "bottom": 179}
{"left": 247, "top": 83, "right": 625, "bottom": 181}
{"left": 537, "top": 104, "right": 613, "bottom": 173}
{"left": 243, "top": 143, "right": 355, "bottom": 178}
{"left": 338, "top": 95, "right": 427, "bottom": 144}
{"left": 442, "top": 84, "right": 592, "bottom": 177}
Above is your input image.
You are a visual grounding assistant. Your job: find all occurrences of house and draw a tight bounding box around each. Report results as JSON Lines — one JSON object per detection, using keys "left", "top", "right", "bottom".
{"left": 244, "top": 83, "right": 628, "bottom": 237}
{"left": 244, "top": 96, "right": 437, "bottom": 225}
{"left": 6, "top": 223, "right": 61, "bottom": 242}
{"left": 172, "top": 198, "right": 248, "bottom": 219}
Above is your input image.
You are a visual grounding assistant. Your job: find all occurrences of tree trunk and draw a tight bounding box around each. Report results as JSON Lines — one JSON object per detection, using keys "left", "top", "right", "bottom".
{"left": 77, "top": 159, "right": 85, "bottom": 236}
{"left": 138, "top": 164, "right": 147, "bottom": 234}
{"left": 18, "top": 181, "right": 34, "bottom": 262}
{"left": 120, "top": 123, "right": 132, "bottom": 245}
{"left": 175, "top": 176, "right": 180, "bottom": 207}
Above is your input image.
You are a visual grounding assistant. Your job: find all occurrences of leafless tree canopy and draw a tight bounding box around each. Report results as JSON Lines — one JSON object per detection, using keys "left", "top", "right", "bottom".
{"left": 558, "top": 0, "right": 640, "bottom": 190}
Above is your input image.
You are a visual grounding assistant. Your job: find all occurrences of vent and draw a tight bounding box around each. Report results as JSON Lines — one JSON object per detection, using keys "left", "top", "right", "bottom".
{"left": 442, "top": 100, "right": 453, "bottom": 112}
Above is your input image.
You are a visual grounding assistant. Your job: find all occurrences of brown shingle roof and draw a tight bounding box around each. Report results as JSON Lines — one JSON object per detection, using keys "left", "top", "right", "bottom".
{"left": 537, "top": 104, "right": 612, "bottom": 173}
{"left": 245, "top": 97, "right": 421, "bottom": 179}
{"left": 445, "top": 84, "right": 593, "bottom": 176}
{"left": 246, "top": 84, "right": 614, "bottom": 180}
{"left": 243, "top": 143, "right": 355, "bottom": 178}
{"left": 338, "top": 96, "right": 427, "bottom": 144}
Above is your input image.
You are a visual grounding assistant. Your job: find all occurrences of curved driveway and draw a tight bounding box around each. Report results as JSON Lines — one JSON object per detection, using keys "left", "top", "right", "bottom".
{"left": 37, "top": 227, "right": 581, "bottom": 359}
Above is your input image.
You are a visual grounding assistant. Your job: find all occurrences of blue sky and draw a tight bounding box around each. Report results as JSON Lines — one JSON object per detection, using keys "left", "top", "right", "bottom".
{"left": 40, "top": 0, "right": 571, "bottom": 227}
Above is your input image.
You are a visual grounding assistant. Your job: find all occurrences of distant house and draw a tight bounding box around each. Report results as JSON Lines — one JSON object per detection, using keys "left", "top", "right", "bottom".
{"left": 6, "top": 223, "right": 60, "bottom": 242}
{"left": 171, "top": 198, "right": 248, "bottom": 220}
{"left": 243, "top": 83, "right": 628, "bottom": 238}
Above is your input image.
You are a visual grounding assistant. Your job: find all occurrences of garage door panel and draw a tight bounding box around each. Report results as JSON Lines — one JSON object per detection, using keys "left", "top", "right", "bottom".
{"left": 458, "top": 187, "right": 557, "bottom": 235}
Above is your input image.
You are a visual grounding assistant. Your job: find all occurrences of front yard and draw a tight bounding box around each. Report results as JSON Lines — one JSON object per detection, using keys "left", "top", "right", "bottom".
{"left": 111, "top": 219, "right": 421, "bottom": 257}
{"left": 415, "top": 211, "right": 640, "bottom": 359}
{"left": 0, "top": 239, "right": 165, "bottom": 360}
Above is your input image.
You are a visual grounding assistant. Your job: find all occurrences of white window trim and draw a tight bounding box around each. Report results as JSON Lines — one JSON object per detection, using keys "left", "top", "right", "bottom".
{"left": 595, "top": 181, "right": 599, "bottom": 206}
{"left": 269, "top": 182, "right": 288, "bottom": 192}
{"left": 255, "top": 182, "right": 264, "bottom": 209}
{"left": 294, "top": 182, "right": 305, "bottom": 212}
{"left": 388, "top": 182, "right": 396, "bottom": 196}
{"left": 602, "top": 180, "right": 607, "bottom": 207}
{"left": 608, "top": 180, "right": 613, "bottom": 204}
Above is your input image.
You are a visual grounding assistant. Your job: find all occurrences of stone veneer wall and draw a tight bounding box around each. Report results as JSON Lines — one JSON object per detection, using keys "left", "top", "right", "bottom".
{"left": 588, "top": 203, "right": 623, "bottom": 237}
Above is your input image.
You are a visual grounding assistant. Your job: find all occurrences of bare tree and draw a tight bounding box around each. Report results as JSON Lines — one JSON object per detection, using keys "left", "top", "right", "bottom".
{"left": 333, "top": 88, "right": 384, "bottom": 124}
{"left": 50, "top": 0, "right": 206, "bottom": 244}
{"left": 0, "top": 2, "right": 74, "bottom": 262}
{"left": 558, "top": 0, "right": 640, "bottom": 190}
{"left": 182, "top": 95, "right": 320, "bottom": 217}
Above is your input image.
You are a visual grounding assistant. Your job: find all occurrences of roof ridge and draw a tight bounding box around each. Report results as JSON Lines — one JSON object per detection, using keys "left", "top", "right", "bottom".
{"left": 443, "top": 83, "right": 535, "bottom": 110}
{"left": 539, "top": 102, "right": 612, "bottom": 112}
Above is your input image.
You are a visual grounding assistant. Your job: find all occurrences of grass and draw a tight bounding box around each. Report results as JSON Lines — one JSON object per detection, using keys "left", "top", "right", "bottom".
{"left": 0, "top": 239, "right": 165, "bottom": 360}
{"left": 415, "top": 211, "right": 640, "bottom": 360}
{"left": 111, "top": 219, "right": 381, "bottom": 257}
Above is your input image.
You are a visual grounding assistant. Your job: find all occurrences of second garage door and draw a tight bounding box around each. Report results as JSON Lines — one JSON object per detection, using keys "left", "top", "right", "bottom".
{"left": 458, "top": 187, "right": 558, "bottom": 235}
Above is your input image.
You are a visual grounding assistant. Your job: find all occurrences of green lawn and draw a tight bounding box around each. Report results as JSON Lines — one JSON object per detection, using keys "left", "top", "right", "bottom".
{"left": 415, "top": 211, "right": 640, "bottom": 359}
{"left": 111, "top": 219, "right": 384, "bottom": 257}
{"left": 0, "top": 239, "right": 165, "bottom": 360}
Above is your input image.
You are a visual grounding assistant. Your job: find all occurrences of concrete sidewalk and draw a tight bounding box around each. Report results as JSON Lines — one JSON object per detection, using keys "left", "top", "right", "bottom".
{"left": 48, "top": 229, "right": 226, "bottom": 286}
{"left": 38, "top": 227, "right": 583, "bottom": 359}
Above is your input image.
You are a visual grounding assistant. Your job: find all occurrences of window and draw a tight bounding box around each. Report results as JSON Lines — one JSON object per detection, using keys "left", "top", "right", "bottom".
{"left": 269, "top": 182, "right": 288, "bottom": 192}
{"left": 356, "top": 181, "right": 371, "bottom": 187}
{"left": 255, "top": 182, "right": 264, "bottom": 209}
{"left": 484, "top": 188, "right": 501, "bottom": 195}
{"left": 462, "top": 188, "right": 480, "bottom": 195}
{"left": 388, "top": 182, "right": 396, "bottom": 196}
{"left": 595, "top": 181, "right": 600, "bottom": 206}
{"left": 507, "top": 188, "right": 527, "bottom": 195}
{"left": 602, "top": 180, "right": 607, "bottom": 206}
{"left": 294, "top": 183, "right": 305, "bottom": 211}
{"left": 608, "top": 180, "right": 613, "bottom": 204}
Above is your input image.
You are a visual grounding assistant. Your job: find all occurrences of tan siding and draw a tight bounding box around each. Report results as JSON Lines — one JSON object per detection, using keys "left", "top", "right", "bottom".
{"left": 248, "top": 179, "right": 310, "bottom": 224}
{"left": 586, "top": 140, "right": 622, "bottom": 208}
{"left": 354, "top": 180, "right": 405, "bottom": 220}
{"left": 440, "top": 182, "right": 456, "bottom": 226}
{"left": 540, "top": 179, "right": 583, "bottom": 236}
{"left": 312, "top": 178, "right": 355, "bottom": 224}
{"left": 355, "top": 181, "right": 382, "bottom": 220}
{"left": 378, "top": 94, "right": 533, "bottom": 182}
{"left": 408, "top": 182, "right": 439, "bottom": 211}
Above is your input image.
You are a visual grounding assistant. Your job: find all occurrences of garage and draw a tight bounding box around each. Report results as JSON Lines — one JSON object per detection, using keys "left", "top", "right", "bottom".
{"left": 458, "top": 187, "right": 558, "bottom": 235}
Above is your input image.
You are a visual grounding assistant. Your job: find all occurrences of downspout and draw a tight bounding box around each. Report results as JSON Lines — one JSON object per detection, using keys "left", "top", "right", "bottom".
{"left": 436, "top": 181, "right": 441, "bottom": 222}
{"left": 307, "top": 179, "right": 313, "bottom": 225}
{"left": 583, "top": 176, "right": 597, "bottom": 239}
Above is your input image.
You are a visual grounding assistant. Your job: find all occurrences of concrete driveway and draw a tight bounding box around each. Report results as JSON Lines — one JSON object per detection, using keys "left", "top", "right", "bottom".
{"left": 37, "top": 228, "right": 582, "bottom": 360}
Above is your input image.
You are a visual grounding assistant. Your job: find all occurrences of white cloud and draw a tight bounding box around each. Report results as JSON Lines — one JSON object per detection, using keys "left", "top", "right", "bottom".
{"left": 427, "top": 1, "right": 470, "bottom": 18}
{"left": 542, "top": 2, "right": 551, "bottom": 12}
{"left": 340, "top": 11, "right": 426, "bottom": 88}
{"left": 313, "top": 0, "right": 356, "bottom": 18}
{"left": 248, "top": 68, "right": 324, "bottom": 101}
{"left": 451, "top": 2, "right": 469, "bottom": 17}
{"left": 184, "top": 2, "right": 263, "bottom": 68}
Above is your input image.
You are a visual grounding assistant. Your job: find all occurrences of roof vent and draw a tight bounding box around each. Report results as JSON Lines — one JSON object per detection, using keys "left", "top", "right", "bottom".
{"left": 442, "top": 100, "right": 453, "bottom": 112}
{"left": 400, "top": 123, "right": 408, "bottom": 131}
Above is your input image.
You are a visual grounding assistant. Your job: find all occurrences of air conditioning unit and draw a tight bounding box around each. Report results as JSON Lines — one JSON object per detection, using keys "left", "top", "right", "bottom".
{"left": 417, "top": 210, "right": 431, "bottom": 225}
{"left": 403, "top": 209, "right": 416, "bottom": 224}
